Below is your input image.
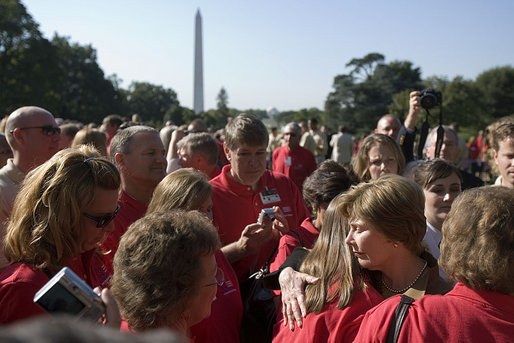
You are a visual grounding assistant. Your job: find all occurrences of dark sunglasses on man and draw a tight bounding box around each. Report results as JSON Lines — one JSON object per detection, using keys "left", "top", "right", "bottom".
{"left": 10, "top": 125, "right": 61, "bottom": 136}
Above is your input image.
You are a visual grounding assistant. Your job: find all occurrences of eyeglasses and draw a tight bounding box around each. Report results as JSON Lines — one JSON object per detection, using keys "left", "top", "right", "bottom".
{"left": 82, "top": 205, "right": 120, "bottom": 228}
{"left": 203, "top": 267, "right": 224, "bottom": 287}
{"left": 10, "top": 125, "right": 61, "bottom": 136}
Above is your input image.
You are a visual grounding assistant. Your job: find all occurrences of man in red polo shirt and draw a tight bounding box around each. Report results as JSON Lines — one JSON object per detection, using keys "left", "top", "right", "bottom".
{"left": 210, "top": 114, "right": 310, "bottom": 282}
{"left": 101, "top": 125, "right": 167, "bottom": 272}
{"left": 272, "top": 122, "right": 316, "bottom": 191}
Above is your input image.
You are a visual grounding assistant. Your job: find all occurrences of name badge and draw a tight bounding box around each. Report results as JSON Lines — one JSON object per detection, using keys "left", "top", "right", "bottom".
{"left": 260, "top": 187, "right": 281, "bottom": 205}
{"left": 285, "top": 156, "right": 292, "bottom": 166}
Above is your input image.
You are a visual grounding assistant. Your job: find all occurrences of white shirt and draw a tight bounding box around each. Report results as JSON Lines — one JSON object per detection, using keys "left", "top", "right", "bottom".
{"left": 422, "top": 221, "right": 451, "bottom": 282}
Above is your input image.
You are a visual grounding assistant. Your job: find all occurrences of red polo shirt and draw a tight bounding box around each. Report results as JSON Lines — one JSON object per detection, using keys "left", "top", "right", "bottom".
{"left": 273, "top": 282, "right": 384, "bottom": 343}
{"left": 190, "top": 250, "right": 243, "bottom": 343}
{"left": 272, "top": 145, "right": 316, "bottom": 191}
{"left": 355, "top": 282, "right": 514, "bottom": 342}
{"left": 269, "top": 217, "right": 319, "bottom": 273}
{"left": 0, "top": 251, "right": 110, "bottom": 325}
{"left": 101, "top": 191, "right": 148, "bottom": 274}
{"left": 210, "top": 165, "right": 309, "bottom": 281}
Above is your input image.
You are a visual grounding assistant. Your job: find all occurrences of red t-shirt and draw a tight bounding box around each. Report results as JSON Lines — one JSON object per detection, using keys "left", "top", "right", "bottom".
{"left": 210, "top": 166, "right": 309, "bottom": 281}
{"left": 269, "top": 217, "right": 319, "bottom": 273}
{"left": 272, "top": 146, "right": 316, "bottom": 191}
{"left": 0, "top": 252, "right": 110, "bottom": 324}
{"left": 190, "top": 250, "right": 243, "bottom": 343}
{"left": 273, "top": 283, "right": 384, "bottom": 343}
{"left": 102, "top": 191, "right": 148, "bottom": 274}
{"left": 354, "top": 282, "right": 514, "bottom": 343}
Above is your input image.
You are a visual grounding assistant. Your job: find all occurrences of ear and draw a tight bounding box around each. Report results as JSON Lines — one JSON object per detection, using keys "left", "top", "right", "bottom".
{"left": 11, "top": 128, "right": 24, "bottom": 144}
{"left": 492, "top": 149, "right": 499, "bottom": 163}
{"left": 114, "top": 152, "right": 125, "bottom": 168}
{"left": 223, "top": 143, "right": 231, "bottom": 162}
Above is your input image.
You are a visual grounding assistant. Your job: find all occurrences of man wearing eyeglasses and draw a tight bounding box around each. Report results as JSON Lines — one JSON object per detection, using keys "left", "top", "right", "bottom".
{"left": 272, "top": 122, "right": 316, "bottom": 192}
{"left": 0, "top": 106, "right": 61, "bottom": 271}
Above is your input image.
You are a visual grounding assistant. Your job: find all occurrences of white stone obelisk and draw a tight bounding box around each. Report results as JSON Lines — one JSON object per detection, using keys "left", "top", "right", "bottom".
{"left": 193, "top": 9, "right": 204, "bottom": 114}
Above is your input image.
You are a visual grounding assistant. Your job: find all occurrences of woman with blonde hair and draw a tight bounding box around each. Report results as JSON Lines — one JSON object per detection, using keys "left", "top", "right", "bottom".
{"left": 72, "top": 128, "right": 108, "bottom": 156}
{"left": 0, "top": 146, "right": 121, "bottom": 325}
{"left": 352, "top": 134, "right": 405, "bottom": 181}
{"left": 355, "top": 186, "right": 514, "bottom": 342}
{"left": 273, "top": 194, "right": 383, "bottom": 343}
{"left": 125, "top": 168, "right": 242, "bottom": 343}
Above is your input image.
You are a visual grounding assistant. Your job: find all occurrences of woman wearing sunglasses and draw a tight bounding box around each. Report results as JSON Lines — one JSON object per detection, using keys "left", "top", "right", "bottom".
{"left": 0, "top": 145, "right": 121, "bottom": 325}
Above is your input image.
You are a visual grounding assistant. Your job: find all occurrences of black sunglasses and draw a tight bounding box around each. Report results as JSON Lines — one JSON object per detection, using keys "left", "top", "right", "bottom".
{"left": 83, "top": 205, "right": 120, "bottom": 228}
{"left": 10, "top": 125, "right": 61, "bottom": 136}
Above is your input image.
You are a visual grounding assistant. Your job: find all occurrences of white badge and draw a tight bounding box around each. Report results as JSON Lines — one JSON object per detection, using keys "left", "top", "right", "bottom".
{"left": 260, "top": 187, "right": 281, "bottom": 205}
{"left": 285, "top": 156, "right": 292, "bottom": 166}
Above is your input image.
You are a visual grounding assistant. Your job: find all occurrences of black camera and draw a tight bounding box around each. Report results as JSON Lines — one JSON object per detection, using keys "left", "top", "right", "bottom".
{"left": 419, "top": 88, "right": 442, "bottom": 110}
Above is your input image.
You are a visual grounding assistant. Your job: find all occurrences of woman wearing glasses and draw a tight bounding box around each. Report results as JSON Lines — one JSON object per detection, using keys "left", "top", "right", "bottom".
{"left": 111, "top": 210, "right": 222, "bottom": 342}
{"left": 0, "top": 145, "right": 121, "bottom": 325}
{"left": 124, "top": 168, "right": 243, "bottom": 343}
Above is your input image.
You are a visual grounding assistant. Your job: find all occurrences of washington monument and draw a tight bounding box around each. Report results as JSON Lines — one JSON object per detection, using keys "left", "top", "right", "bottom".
{"left": 193, "top": 9, "right": 204, "bottom": 114}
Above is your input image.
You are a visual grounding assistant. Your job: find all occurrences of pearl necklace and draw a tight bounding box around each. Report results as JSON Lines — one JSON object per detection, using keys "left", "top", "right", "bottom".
{"left": 381, "top": 261, "right": 428, "bottom": 294}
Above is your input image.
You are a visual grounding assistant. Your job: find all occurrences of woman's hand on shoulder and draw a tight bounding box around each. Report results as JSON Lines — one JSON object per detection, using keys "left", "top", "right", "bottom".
{"left": 279, "top": 267, "right": 319, "bottom": 331}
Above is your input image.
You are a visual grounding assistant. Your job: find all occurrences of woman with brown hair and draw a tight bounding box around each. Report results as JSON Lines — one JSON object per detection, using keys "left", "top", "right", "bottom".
{"left": 111, "top": 211, "right": 221, "bottom": 341}
{"left": 355, "top": 186, "right": 514, "bottom": 342}
{"left": 275, "top": 175, "right": 450, "bottom": 338}
{"left": 413, "top": 159, "right": 462, "bottom": 281}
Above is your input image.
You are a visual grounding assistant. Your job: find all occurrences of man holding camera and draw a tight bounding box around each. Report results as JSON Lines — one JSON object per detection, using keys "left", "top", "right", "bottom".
{"left": 405, "top": 90, "right": 483, "bottom": 189}
{"left": 210, "top": 114, "right": 310, "bottom": 282}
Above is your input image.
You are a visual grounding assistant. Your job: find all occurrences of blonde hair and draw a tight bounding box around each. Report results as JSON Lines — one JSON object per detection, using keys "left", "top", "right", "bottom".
{"left": 300, "top": 194, "right": 362, "bottom": 313}
{"left": 72, "top": 128, "right": 108, "bottom": 156}
{"left": 3, "top": 146, "right": 120, "bottom": 270}
{"left": 338, "top": 174, "right": 425, "bottom": 254}
{"left": 440, "top": 186, "right": 514, "bottom": 294}
{"left": 352, "top": 134, "right": 405, "bottom": 181}
{"left": 147, "top": 168, "right": 212, "bottom": 214}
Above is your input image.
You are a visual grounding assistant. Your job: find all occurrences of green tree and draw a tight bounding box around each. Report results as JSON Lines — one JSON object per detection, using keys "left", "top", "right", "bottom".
{"left": 216, "top": 87, "right": 229, "bottom": 114}
{"left": 325, "top": 53, "right": 422, "bottom": 133}
{"left": 475, "top": 66, "right": 514, "bottom": 120}
{"left": 50, "top": 35, "right": 123, "bottom": 123}
{"left": 125, "top": 81, "right": 179, "bottom": 123}
{"left": 0, "top": 0, "right": 55, "bottom": 115}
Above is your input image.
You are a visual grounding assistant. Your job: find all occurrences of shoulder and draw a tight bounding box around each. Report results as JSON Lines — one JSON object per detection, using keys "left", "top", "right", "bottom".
{"left": 354, "top": 295, "right": 402, "bottom": 342}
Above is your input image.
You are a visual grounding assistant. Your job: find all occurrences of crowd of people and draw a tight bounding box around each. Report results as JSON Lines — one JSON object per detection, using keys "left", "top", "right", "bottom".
{"left": 0, "top": 89, "right": 512, "bottom": 343}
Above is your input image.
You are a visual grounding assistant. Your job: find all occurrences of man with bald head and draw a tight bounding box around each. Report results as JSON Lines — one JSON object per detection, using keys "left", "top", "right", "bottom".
{"left": 0, "top": 106, "right": 61, "bottom": 270}
{"left": 375, "top": 114, "right": 401, "bottom": 140}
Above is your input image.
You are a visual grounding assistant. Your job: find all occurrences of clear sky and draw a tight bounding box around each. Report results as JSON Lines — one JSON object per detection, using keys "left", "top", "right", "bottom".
{"left": 23, "top": 0, "right": 514, "bottom": 112}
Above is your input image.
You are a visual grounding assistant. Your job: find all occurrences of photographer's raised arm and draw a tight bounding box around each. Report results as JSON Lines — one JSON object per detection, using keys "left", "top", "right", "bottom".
{"left": 405, "top": 91, "right": 422, "bottom": 130}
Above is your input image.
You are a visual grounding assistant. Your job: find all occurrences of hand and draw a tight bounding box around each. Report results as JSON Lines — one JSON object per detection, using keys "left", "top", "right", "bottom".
{"left": 167, "top": 129, "right": 186, "bottom": 159}
{"left": 237, "top": 223, "right": 275, "bottom": 255}
{"left": 405, "top": 91, "right": 421, "bottom": 130}
{"left": 409, "top": 91, "right": 421, "bottom": 116}
{"left": 271, "top": 206, "right": 289, "bottom": 236}
{"left": 94, "top": 287, "right": 121, "bottom": 329}
{"left": 279, "top": 267, "right": 319, "bottom": 331}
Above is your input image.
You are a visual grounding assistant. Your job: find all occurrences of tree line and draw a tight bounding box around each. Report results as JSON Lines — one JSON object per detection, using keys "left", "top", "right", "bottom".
{"left": 2, "top": 0, "right": 513, "bottom": 132}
